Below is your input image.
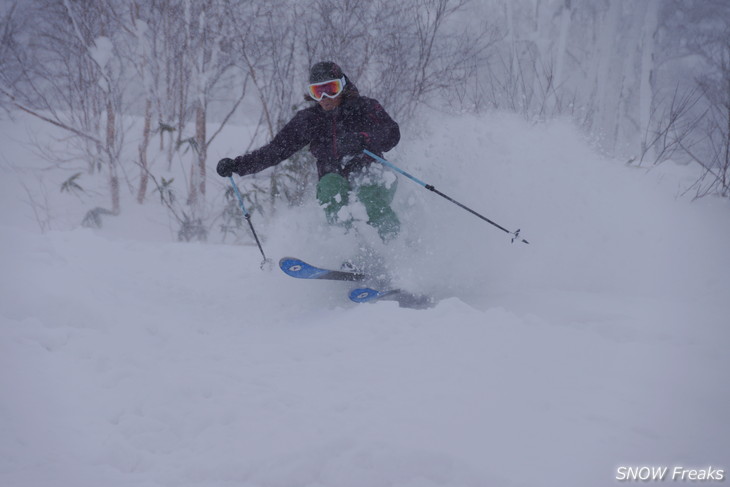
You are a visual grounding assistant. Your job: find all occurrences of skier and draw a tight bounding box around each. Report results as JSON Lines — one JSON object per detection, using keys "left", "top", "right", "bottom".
{"left": 216, "top": 61, "right": 401, "bottom": 242}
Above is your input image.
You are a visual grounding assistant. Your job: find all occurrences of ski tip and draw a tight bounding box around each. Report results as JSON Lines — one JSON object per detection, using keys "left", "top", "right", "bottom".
{"left": 279, "top": 257, "right": 301, "bottom": 269}
{"left": 349, "top": 287, "right": 381, "bottom": 303}
{"left": 279, "top": 257, "right": 308, "bottom": 278}
{"left": 350, "top": 287, "right": 436, "bottom": 309}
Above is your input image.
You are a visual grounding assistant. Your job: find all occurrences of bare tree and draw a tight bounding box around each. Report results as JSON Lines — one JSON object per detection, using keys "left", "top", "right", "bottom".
{"left": 638, "top": 86, "right": 704, "bottom": 167}
{"left": 3, "top": 0, "right": 130, "bottom": 217}
{"left": 0, "top": 2, "right": 25, "bottom": 116}
{"left": 680, "top": 35, "right": 730, "bottom": 197}
{"left": 300, "top": 0, "right": 497, "bottom": 120}
{"left": 644, "top": 0, "right": 730, "bottom": 198}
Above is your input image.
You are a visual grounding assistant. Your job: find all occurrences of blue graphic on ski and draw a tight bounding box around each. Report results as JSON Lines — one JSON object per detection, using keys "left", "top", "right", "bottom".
{"left": 348, "top": 287, "right": 400, "bottom": 302}
{"left": 349, "top": 287, "right": 434, "bottom": 309}
{"left": 279, "top": 257, "right": 367, "bottom": 282}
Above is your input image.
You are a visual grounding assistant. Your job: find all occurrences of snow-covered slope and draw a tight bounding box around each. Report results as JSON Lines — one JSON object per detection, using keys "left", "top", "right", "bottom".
{"left": 1, "top": 111, "right": 728, "bottom": 487}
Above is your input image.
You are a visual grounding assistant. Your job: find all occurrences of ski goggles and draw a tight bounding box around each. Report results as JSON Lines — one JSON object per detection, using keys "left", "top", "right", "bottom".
{"left": 308, "top": 77, "right": 346, "bottom": 101}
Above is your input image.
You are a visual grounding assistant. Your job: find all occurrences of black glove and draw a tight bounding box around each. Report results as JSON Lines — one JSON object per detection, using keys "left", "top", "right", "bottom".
{"left": 336, "top": 132, "right": 369, "bottom": 156}
{"left": 217, "top": 155, "right": 257, "bottom": 177}
{"left": 217, "top": 157, "right": 237, "bottom": 177}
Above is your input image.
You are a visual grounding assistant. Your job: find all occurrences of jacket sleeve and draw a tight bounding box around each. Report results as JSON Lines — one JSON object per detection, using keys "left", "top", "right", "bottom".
{"left": 359, "top": 98, "right": 400, "bottom": 153}
{"left": 239, "top": 110, "right": 313, "bottom": 173}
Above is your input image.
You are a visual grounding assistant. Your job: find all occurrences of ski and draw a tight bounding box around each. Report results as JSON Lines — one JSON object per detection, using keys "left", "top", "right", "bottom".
{"left": 279, "top": 257, "right": 433, "bottom": 309}
{"left": 279, "top": 257, "right": 367, "bottom": 282}
{"left": 348, "top": 287, "right": 400, "bottom": 302}
{"left": 349, "top": 287, "right": 434, "bottom": 309}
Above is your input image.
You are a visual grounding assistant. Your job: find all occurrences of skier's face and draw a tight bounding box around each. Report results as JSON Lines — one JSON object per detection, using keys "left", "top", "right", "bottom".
{"left": 318, "top": 96, "right": 342, "bottom": 111}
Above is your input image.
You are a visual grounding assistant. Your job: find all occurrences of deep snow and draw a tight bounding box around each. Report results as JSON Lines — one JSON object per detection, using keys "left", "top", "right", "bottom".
{"left": 1, "top": 110, "right": 728, "bottom": 487}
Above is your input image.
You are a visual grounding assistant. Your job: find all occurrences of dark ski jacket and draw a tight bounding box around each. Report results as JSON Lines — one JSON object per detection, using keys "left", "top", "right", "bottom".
{"left": 234, "top": 95, "right": 400, "bottom": 180}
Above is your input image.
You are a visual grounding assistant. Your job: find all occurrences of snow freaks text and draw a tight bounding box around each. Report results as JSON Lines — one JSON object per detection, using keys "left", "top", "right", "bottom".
{"left": 616, "top": 466, "right": 725, "bottom": 481}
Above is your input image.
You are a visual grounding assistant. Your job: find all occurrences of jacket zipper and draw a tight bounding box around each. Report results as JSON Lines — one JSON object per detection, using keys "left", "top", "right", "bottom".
{"left": 331, "top": 112, "right": 339, "bottom": 159}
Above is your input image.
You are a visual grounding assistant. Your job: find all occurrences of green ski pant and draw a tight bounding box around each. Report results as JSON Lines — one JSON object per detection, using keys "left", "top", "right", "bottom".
{"left": 316, "top": 172, "right": 400, "bottom": 242}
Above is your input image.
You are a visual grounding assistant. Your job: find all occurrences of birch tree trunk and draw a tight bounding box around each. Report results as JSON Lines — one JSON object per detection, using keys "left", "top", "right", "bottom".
{"left": 195, "top": 102, "right": 206, "bottom": 201}
{"left": 639, "top": 0, "right": 660, "bottom": 162}
{"left": 106, "top": 100, "right": 120, "bottom": 215}
{"left": 594, "top": 1, "right": 620, "bottom": 145}
{"left": 554, "top": 0, "right": 572, "bottom": 98}
{"left": 137, "top": 99, "right": 152, "bottom": 204}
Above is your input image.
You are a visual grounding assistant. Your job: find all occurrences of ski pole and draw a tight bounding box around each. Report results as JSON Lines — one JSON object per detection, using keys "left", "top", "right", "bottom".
{"left": 228, "top": 176, "right": 272, "bottom": 268}
{"left": 363, "top": 149, "right": 529, "bottom": 244}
